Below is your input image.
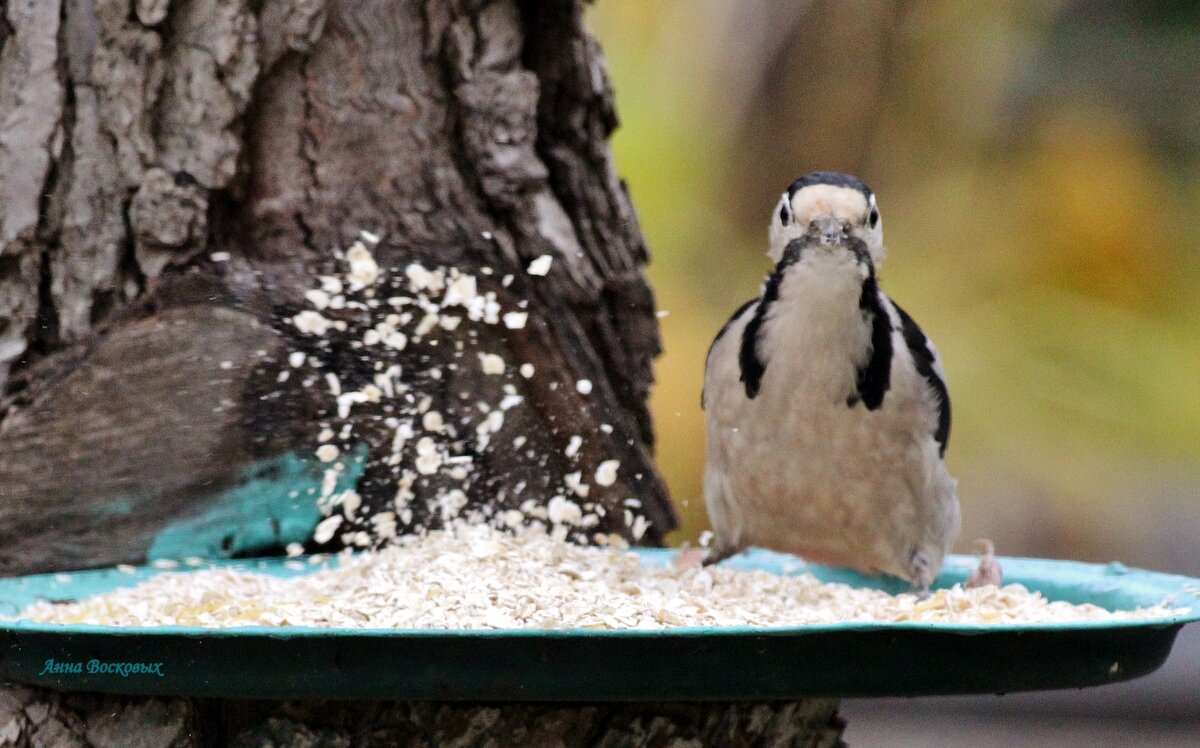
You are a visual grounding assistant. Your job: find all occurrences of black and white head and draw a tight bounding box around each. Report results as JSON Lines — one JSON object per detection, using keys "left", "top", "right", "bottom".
{"left": 769, "top": 172, "right": 883, "bottom": 267}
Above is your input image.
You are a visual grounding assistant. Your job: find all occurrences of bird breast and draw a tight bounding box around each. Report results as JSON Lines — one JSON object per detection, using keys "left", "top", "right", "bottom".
{"left": 757, "top": 252, "right": 873, "bottom": 406}
{"left": 704, "top": 253, "right": 951, "bottom": 579}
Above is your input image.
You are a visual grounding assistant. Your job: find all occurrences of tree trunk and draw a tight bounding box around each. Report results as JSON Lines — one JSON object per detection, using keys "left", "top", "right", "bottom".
{"left": 0, "top": 0, "right": 674, "bottom": 573}
{"left": 0, "top": 1, "right": 844, "bottom": 743}
{"left": 0, "top": 687, "right": 846, "bottom": 747}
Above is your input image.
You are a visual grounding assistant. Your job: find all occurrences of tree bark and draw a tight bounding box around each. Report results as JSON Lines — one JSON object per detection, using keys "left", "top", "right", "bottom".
{"left": 0, "top": 687, "right": 846, "bottom": 747}
{"left": 0, "top": 1, "right": 844, "bottom": 743}
{"left": 0, "top": 0, "right": 673, "bottom": 574}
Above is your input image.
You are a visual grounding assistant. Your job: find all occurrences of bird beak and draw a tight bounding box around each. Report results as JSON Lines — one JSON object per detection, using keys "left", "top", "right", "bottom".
{"left": 806, "top": 215, "right": 846, "bottom": 247}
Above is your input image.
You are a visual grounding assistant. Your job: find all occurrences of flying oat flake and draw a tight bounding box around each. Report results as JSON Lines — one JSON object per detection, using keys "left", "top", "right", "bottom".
{"left": 277, "top": 238, "right": 656, "bottom": 552}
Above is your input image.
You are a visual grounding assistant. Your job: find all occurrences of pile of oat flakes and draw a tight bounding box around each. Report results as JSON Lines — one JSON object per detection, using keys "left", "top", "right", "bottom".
{"left": 18, "top": 524, "right": 1180, "bottom": 630}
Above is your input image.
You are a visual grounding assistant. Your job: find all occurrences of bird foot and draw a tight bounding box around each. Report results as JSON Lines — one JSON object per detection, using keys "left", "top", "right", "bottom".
{"left": 965, "top": 538, "right": 1003, "bottom": 588}
{"left": 701, "top": 540, "right": 741, "bottom": 567}
{"left": 907, "top": 548, "right": 936, "bottom": 594}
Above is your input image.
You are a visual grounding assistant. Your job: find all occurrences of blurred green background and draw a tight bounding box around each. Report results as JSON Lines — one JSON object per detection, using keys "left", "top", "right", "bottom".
{"left": 587, "top": 0, "right": 1200, "bottom": 573}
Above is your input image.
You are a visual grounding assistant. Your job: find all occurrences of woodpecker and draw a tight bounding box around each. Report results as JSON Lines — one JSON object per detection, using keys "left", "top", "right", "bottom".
{"left": 701, "top": 172, "right": 959, "bottom": 593}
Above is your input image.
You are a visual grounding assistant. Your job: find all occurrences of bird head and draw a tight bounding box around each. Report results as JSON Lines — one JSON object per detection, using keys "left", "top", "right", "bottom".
{"left": 769, "top": 172, "right": 883, "bottom": 267}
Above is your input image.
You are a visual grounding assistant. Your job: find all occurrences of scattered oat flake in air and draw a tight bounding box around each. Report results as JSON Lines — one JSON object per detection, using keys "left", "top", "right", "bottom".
{"left": 442, "top": 274, "right": 477, "bottom": 306}
{"left": 315, "top": 444, "right": 340, "bottom": 463}
{"left": 564, "top": 471, "right": 589, "bottom": 498}
{"left": 526, "top": 255, "right": 553, "bottom": 276}
{"left": 479, "top": 353, "right": 506, "bottom": 375}
{"left": 502, "top": 312, "right": 528, "bottom": 329}
{"left": 345, "top": 242, "right": 380, "bottom": 291}
{"left": 339, "top": 491, "right": 362, "bottom": 518}
{"left": 293, "top": 311, "right": 333, "bottom": 336}
{"left": 313, "top": 515, "right": 343, "bottom": 544}
{"left": 565, "top": 435, "right": 583, "bottom": 459}
{"left": 595, "top": 460, "right": 620, "bottom": 487}
{"left": 305, "top": 289, "right": 331, "bottom": 310}
{"left": 630, "top": 515, "right": 651, "bottom": 541}
{"left": 519, "top": 363, "right": 535, "bottom": 378}
{"left": 547, "top": 496, "right": 583, "bottom": 525}
{"left": 414, "top": 314, "right": 439, "bottom": 338}
{"left": 576, "top": 379, "right": 593, "bottom": 395}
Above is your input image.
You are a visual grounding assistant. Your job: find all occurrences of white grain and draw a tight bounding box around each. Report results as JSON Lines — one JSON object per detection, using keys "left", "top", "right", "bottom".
{"left": 17, "top": 524, "right": 1182, "bottom": 630}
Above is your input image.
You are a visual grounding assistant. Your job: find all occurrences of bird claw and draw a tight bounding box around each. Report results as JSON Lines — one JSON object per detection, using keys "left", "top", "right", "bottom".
{"left": 907, "top": 548, "right": 935, "bottom": 593}
{"left": 965, "top": 538, "right": 1003, "bottom": 589}
{"left": 701, "top": 540, "right": 741, "bottom": 567}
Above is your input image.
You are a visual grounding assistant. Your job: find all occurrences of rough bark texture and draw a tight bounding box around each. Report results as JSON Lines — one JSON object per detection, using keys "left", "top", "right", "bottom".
{"left": 0, "top": 0, "right": 674, "bottom": 575}
{"left": 0, "top": 687, "right": 846, "bottom": 747}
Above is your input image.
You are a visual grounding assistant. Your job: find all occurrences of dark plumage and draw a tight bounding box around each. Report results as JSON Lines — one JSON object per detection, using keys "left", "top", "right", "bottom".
{"left": 853, "top": 272, "right": 894, "bottom": 411}
{"left": 892, "top": 301, "right": 952, "bottom": 456}
{"left": 787, "top": 172, "right": 873, "bottom": 202}
{"left": 702, "top": 297, "right": 756, "bottom": 408}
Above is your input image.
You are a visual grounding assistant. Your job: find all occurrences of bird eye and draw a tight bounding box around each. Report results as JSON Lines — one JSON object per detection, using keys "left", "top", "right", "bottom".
{"left": 842, "top": 221, "right": 852, "bottom": 234}
{"left": 779, "top": 204, "right": 789, "bottom": 225}
{"left": 869, "top": 209, "right": 879, "bottom": 228}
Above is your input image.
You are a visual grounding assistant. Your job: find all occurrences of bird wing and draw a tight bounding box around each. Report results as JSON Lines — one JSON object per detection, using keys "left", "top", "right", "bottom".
{"left": 886, "top": 298, "right": 952, "bottom": 456}
{"left": 702, "top": 298, "right": 758, "bottom": 409}
{"left": 853, "top": 273, "right": 895, "bottom": 411}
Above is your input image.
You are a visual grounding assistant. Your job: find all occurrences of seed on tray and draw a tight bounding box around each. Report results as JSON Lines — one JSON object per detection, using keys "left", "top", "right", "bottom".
{"left": 13, "top": 524, "right": 1183, "bottom": 631}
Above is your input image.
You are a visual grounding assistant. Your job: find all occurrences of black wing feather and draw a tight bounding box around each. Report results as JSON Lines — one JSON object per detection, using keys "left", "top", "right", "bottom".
{"left": 702, "top": 298, "right": 757, "bottom": 409}
{"left": 738, "top": 272, "right": 785, "bottom": 399}
{"left": 853, "top": 273, "right": 894, "bottom": 410}
{"left": 891, "top": 301, "right": 952, "bottom": 456}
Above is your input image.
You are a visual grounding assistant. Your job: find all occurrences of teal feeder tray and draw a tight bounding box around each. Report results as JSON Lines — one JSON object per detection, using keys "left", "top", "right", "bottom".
{"left": 1, "top": 551, "right": 1197, "bottom": 700}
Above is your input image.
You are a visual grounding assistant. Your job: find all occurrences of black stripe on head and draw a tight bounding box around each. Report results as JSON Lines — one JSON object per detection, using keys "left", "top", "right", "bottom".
{"left": 852, "top": 270, "right": 893, "bottom": 411}
{"left": 787, "top": 172, "right": 873, "bottom": 202}
{"left": 703, "top": 297, "right": 758, "bottom": 409}
{"left": 891, "top": 302, "right": 952, "bottom": 456}
{"left": 738, "top": 240, "right": 806, "bottom": 398}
